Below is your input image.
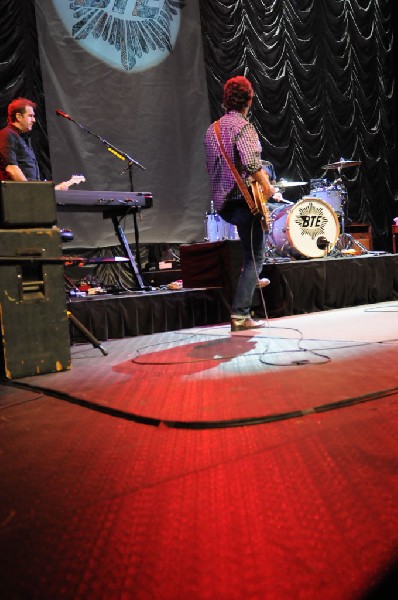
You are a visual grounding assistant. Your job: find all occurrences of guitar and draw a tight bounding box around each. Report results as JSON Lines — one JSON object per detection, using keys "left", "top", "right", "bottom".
{"left": 250, "top": 180, "right": 270, "bottom": 233}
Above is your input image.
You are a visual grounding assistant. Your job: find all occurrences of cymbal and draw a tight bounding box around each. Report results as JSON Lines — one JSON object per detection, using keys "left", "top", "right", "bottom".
{"left": 275, "top": 180, "right": 308, "bottom": 188}
{"left": 321, "top": 160, "right": 362, "bottom": 170}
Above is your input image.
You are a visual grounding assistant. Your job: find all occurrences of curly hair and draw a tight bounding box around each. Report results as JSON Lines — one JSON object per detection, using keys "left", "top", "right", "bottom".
{"left": 223, "top": 76, "right": 254, "bottom": 112}
{"left": 7, "top": 98, "right": 36, "bottom": 124}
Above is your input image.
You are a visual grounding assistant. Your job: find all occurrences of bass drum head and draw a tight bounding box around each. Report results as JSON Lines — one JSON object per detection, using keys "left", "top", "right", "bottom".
{"left": 286, "top": 197, "right": 340, "bottom": 258}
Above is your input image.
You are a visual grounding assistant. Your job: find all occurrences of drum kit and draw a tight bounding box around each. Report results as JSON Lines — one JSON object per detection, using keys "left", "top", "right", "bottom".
{"left": 204, "top": 158, "right": 367, "bottom": 260}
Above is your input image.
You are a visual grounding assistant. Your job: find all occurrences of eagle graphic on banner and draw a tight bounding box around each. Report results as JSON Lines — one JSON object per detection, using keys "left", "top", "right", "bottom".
{"left": 59, "top": 0, "right": 185, "bottom": 71}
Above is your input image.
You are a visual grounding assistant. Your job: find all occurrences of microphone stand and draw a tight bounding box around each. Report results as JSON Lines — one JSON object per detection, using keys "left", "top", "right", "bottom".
{"left": 56, "top": 110, "right": 145, "bottom": 173}
{"left": 56, "top": 110, "right": 148, "bottom": 289}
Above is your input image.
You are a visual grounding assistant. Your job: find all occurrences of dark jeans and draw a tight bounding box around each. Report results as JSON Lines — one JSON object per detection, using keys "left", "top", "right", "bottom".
{"left": 219, "top": 201, "right": 265, "bottom": 317}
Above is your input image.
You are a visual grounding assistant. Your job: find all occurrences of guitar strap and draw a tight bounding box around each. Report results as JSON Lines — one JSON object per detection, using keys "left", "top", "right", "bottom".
{"left": 213, "top": 120, "right": 258, "bottom": 215}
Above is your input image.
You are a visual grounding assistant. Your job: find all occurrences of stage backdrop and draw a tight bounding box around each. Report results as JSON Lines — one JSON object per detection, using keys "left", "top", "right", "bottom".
{"left": 35, "top": 0, "right": 211, "bottom": 248}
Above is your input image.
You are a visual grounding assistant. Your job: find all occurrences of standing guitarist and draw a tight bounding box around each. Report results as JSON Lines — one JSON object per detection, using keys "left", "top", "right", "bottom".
{"left": 204, "top": 76, "right": 276, "bottom": 332}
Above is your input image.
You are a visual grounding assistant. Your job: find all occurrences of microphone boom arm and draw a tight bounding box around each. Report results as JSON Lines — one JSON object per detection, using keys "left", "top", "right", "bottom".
{"left": 55, "top": 109, "right": 146, "bottom": 171}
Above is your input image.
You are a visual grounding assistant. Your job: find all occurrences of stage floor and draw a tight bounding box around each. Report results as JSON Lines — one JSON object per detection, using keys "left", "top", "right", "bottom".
{"left": 1, "top": 302, "right": 398, "bottom": 599}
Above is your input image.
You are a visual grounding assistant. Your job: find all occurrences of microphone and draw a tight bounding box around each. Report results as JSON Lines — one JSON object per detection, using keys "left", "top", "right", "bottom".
{"left": 56, "top": 109, "right": 72, "bottom": 121}
{"left": 317, "top": 236, "right": 329, "bottom": 249}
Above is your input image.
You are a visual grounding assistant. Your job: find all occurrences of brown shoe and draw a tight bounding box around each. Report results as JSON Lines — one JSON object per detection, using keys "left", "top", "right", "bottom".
{"left": 256, "top": 278, "right": 270, "bottom": 288}
{"left": 231, "top": 316, "right": 266, "bottom": 332}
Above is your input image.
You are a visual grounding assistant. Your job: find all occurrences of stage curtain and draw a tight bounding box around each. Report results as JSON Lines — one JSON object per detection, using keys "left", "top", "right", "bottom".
{"left": 199, "top": 0, "right": 398, "bottom": 250}
{"left": 0, "top": 0, "right": 51, "bottom": 178}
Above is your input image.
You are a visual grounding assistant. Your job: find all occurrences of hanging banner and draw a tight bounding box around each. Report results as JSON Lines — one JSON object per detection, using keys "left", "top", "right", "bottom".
{"left": 35, "top": 0, "right": 211, "bottom": 247}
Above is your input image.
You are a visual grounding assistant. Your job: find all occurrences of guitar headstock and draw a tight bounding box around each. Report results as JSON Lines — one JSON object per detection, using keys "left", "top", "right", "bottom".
{"left": 54, "top": 174, "right": 86, "bottom": 191}
{"left": 69, "top": 174, "right": 86, "bottom": 186}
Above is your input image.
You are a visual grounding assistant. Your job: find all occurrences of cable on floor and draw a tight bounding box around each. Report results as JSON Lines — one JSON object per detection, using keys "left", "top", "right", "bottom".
{"left": 6, "top": 380, "right": 398, "bottom": 430}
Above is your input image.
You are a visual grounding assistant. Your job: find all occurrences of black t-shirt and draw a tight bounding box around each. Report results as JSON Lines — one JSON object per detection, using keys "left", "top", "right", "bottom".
{"left": 0, "top": 124, "right": 40, "bottom": 181}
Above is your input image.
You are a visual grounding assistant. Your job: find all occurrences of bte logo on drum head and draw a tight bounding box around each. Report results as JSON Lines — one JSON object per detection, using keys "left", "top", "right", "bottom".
{"left": 294, "top": 201, "right": 328, "bottom": 240}
{"left": 269, "top": 197, "right": 340, "bottom": 258}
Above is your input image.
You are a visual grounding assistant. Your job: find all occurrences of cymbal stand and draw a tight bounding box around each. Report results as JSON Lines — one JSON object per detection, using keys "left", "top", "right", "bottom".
{"left": 334, "top": 170, "right": 368, "bottom": 254}
{"left": 263, "top": 234, "right": 280, "bottom": 260}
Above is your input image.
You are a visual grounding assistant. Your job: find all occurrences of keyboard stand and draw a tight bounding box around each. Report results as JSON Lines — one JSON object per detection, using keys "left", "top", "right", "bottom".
{"left": 107, "top": 212, "right": 145, "bottom": 290}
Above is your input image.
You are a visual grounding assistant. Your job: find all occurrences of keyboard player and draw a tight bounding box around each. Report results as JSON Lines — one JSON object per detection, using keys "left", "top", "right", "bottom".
{"left": 0, "top": 97, "right": 74, "bottom": 191}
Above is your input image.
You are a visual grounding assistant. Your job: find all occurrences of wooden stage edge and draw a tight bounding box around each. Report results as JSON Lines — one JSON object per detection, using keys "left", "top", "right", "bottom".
{"left": 67, "top": 251, "right": 398, "bottom": 343}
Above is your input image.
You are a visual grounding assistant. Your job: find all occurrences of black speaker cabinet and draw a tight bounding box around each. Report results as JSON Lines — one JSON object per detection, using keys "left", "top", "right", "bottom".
{"left": 0, "top": 229, "right": 71, "bottom": 379}
{"left": 0, "top": 181, "right": 57, "bottom": 227}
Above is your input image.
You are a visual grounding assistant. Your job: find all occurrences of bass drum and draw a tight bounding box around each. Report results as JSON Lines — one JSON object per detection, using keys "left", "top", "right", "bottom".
{"left": 268, "top": 197, "right": 340, "bottom": 258}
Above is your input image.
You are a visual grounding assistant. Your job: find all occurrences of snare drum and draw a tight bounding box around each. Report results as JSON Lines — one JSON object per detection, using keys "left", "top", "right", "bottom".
{"left": 268, "top": 197, "right": 340, "bottom": 258}
{"left": 309, "top": 186, "right": 343, "bottom": 213}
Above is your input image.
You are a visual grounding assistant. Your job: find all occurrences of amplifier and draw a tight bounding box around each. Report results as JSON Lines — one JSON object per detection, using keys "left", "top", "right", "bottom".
{"left": 0, "top": 228, "right": 71, "bottom": 379}
{"left": 0, "top": 181, "right": 57, "bottom": 227}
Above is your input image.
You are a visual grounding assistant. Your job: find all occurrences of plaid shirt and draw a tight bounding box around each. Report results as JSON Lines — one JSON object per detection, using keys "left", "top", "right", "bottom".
{"left": 204, "top": 111, "right": 263, "bottom": 212}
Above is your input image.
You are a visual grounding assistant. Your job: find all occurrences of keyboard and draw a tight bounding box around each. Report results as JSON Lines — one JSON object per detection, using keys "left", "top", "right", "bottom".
{"left": 56, "top": 190, "right": 153, "bottom": 211}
